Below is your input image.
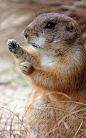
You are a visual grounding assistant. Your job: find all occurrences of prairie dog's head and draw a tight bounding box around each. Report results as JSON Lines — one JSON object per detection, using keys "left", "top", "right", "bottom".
{"left": 24, "top": 12, "right": 83, "bottom": 56}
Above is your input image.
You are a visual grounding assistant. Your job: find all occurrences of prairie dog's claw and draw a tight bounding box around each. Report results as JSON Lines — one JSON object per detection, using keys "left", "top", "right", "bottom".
{"left": 7, "top": 39, "right": 19, "bottom": 53}
{"left": 20, "top": 61, "right": 31, "bottom": 74}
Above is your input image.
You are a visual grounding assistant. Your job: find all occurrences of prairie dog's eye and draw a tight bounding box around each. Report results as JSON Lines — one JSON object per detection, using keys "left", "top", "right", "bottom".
{"left": 44, "top": 21, "right": 56, "bottom": 29}
{"left": 66, "top": 26, "right": 74, "bottom": 32}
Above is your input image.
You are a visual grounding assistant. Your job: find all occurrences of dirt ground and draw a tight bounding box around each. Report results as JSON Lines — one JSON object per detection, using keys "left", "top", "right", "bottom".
{"left": 0, "top": 0, "right": 86, "bottom": 137}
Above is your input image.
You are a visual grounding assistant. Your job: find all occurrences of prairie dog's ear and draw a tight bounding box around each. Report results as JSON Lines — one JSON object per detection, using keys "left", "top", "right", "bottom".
{"left": 66, "top": 22, "right": 75, "bottom": 33}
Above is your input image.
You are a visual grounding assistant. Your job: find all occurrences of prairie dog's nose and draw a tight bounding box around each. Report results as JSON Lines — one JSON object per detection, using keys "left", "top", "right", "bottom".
{"left": 24, "top": 29, "right": 28, "bottom": 39}
{"left": 25, "top": 34, "right": 28, "bottom": 39}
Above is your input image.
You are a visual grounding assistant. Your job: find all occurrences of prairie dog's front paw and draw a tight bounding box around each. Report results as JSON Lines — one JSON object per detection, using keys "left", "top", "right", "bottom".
{"left": 20, "top": 61, "right": 32, "bottom": 75}
{"left": 7, "top": 39, "right": 19, "bottom": 54}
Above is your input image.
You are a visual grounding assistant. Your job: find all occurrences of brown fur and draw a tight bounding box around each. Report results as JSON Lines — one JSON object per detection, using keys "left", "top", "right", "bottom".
{"left": 7, "top": 13, "right": 86, "bottom": 137}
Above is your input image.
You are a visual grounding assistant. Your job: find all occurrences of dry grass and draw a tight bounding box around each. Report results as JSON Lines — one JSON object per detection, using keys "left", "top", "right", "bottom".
{"left": 0, "top": 106, "right": 27, "bottom": 138}
{"left": 1, "top": 97, "right": 86, "bottom": 138}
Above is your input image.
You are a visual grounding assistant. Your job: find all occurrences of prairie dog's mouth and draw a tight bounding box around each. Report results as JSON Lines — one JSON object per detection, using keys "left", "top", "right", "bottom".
{"left": 32, "top": 44, "right": 38, "bottom": 48}
{"left": 24, "top": 38, "right": 38, "bottom": 49}
{"left": 25, "top": 36, "right": 45, "bottom": 49}
{"left": 28, "top": 41, "right": 39, "bottom": 49}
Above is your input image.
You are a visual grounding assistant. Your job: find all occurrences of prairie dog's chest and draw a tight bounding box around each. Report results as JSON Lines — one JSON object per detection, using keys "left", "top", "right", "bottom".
{"left": 40, "top": 54, "right": 55, "bottom": 66}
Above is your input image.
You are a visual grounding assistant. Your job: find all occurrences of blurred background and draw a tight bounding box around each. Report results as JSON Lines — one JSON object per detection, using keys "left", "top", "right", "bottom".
{"left": 0, "top": 0, "right": 86, "bottom": 133}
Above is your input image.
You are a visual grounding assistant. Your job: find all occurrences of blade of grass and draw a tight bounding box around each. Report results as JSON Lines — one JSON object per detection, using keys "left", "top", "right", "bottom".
{"left": 11, "top": 66, "right": 29, "bottom": 87}
{"left": 18, "top": 41, "right": 25, "bottom": 44}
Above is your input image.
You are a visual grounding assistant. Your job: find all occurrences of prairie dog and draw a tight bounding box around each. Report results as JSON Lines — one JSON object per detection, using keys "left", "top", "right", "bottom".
{"left": 7, "top": 13, "right": 86, "bottom": 138}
